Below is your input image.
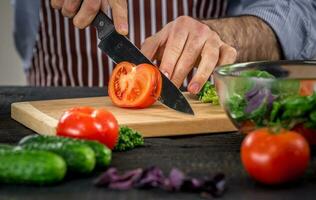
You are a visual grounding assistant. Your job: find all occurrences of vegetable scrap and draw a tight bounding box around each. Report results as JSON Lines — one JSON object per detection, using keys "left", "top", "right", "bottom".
{"left": 95, "top": 166, "right": 226, "bottom": 198}
{"left": 114, "top": 126, "right": 144, "bottom": 151}
{"left": 198, "top": 81, "right": 220, "bottom": 105}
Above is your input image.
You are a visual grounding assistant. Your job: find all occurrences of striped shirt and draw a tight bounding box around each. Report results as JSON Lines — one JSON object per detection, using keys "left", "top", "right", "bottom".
{"left": 13, "top": 0, "right": 316, "bottom": 87}
{"left": 27, "top": 0, "right": 228, "bottom": 87}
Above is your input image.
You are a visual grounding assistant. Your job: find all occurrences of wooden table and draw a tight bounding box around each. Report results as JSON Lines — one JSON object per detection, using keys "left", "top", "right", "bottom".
{"left": 1, "top": 87, "right": 316, "bottom": 200}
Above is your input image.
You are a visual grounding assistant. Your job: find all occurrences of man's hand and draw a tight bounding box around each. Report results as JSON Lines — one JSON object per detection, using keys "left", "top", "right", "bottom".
{"left": 141, "top": 16, "right": 237, "bottom": 94}
{"left": 51, "top": 0, "right": 128, "bottom": 35}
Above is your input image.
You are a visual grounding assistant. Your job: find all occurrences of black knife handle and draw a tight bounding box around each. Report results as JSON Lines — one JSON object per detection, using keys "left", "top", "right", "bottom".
{"left": 92, "top": 12, "right": 115, "bottom": 40}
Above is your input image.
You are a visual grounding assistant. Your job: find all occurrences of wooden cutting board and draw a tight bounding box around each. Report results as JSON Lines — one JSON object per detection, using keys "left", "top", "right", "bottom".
{"left": 11, "top": 93, "right": 236, "bottom": 137}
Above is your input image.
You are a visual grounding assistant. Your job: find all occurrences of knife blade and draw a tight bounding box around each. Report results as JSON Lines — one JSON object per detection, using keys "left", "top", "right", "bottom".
{"left": 92, "top": 12, "right": 194, "bottom": 115}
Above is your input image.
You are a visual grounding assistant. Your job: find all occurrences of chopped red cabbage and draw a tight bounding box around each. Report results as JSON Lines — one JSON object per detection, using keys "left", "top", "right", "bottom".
{"left": 95, "top": 166, "right": 226, "bottom": 197}
{"left": 245, "top": 86, "right": 275, "bottom": 114}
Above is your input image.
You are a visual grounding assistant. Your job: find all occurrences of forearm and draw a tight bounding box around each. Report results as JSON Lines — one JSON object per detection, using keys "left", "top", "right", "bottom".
{"left": 203, "top": 16, "right": 282, "bottom": 62}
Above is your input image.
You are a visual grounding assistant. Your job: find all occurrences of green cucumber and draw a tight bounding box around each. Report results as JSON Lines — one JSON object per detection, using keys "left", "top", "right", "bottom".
{"left": 19, "top": 135, "right": 111, "bottom": 168}
{"left": 0, "top": 149, "right": 66, "bottom": 185}
{"left": 19, "top": 139, "right": 95, "bottom": 174}
{"left": 80, "top": 140, "right": 111, "bottom": 168}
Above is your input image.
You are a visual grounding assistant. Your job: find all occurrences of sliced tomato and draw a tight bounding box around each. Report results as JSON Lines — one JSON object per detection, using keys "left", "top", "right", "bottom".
{"left": 299, "top": 80, "right": 315, "bottom": 96}
{"left": 108, "top": 62, "right": 162, "bottom": 108}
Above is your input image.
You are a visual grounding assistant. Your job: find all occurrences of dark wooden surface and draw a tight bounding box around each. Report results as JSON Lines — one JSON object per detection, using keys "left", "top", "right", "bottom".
{"left": 1, "top": 87, "right": 316, "bottom": 200}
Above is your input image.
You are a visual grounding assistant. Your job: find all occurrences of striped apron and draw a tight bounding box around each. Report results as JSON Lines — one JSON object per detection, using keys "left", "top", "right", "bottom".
{"left": 27, "top": 0, "right": 227, "bottom": 87}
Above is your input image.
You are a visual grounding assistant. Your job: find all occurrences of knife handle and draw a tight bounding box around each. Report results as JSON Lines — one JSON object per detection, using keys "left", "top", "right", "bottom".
{"left": 92, "top": 12, "right": 115, "bottom": 40}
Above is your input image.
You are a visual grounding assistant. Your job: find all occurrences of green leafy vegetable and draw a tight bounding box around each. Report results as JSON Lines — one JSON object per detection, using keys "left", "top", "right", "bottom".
{"left": 270, "top": 101, "right": 282, "bottom": 122}
{"left": 229, "top": 70, "right": 276, "bottom": 99}
{"left": 114, "top": 126, "right": 144, "bottom": 152}
{"left": 227, "top": 70, "right": 316, "bottom": 130}
{"left": 227, "top": 94, "right": 247, "bottom": 122}
{"left": 198, "top": 81, "right": 219, "bottom": 105}
{"left": 271, "top": 80, "right": 300, "bottom": 99}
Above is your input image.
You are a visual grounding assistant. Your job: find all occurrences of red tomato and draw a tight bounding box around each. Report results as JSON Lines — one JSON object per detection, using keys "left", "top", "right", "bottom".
{"left": 241, "top": 128, "right": 310, "bottom": 185}
{"left": 108, "top": 62, "right": 162, "bottom": 108}
{"left": 299, "top": 80, "right": 315, "bottom": 96}
{"left": 292, "top": 124, "right": 316, "bottom": 145}
{"left": 56, "top": 107, "right": 119, "bottom": 149}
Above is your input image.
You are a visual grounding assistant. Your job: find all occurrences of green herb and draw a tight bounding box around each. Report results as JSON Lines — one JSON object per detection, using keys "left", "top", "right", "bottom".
{"left": 198, "top": 81, "right": 220, "bottom": 105}
{"left": 229, "top": 70, "right": 276, "bottom": 99}
{"left": 270, "top": 101, "right": 282, "bottom": 122}
{"left": 227, "top": 70, "right": 315, "bottom": 130}
{"left": 268, "top": 93, "right": 316, "bottom": 129}
{"left": 271, "top": 80, "right": 300, "bottom": 99}
{"left": 114, "top": 126, "right": 144, "bottom": 152}
{"left": 227, "top": 94, "right": 247, "bottom": 122}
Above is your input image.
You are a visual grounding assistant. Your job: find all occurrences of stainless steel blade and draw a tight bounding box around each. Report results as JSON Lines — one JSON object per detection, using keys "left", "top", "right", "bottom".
{"left": 92, "top": 12, "right": 194, "bottom": 115}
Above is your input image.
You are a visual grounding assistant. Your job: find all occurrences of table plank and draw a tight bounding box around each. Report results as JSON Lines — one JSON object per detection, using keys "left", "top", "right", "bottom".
{"left": 1, "top": 87, "right": 316, "bottom": 200}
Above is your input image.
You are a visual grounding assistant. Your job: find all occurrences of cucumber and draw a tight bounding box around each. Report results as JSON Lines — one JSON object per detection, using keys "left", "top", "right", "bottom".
{"left": 19, "top": 140, "right": 95, "bottom": 174}
{"left": 80, "top": 140, "right": 111, "bottom": 168}
{"left": 20, "top": 135, "right": 111, "bottom": 168}
{"left": 0, "top": 149, "right": 66, "bottom": 185}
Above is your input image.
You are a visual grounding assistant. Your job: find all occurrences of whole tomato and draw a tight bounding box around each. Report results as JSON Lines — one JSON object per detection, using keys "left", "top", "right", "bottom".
{"left": 57, "top": 107, "right": 119, "bottom": 149}
{"left": 241, "top": 128, "right": 310, "bottom": 185}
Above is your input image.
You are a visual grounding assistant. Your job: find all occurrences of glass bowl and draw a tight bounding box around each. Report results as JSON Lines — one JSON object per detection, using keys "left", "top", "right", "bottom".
{"left": 213, "top": 60, "right": 316, "bottom": 137}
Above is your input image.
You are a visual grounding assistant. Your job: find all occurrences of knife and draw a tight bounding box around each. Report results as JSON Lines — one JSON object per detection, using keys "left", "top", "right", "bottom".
{"left": 92, "top": 12, "right": 194, "bottom": 115}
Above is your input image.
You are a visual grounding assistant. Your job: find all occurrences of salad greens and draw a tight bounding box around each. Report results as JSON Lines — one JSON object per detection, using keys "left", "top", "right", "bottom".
{"left": 227, "top": 69, "right": 316, "bottom": 130}
{"left": 114, "top": 126, "right": 144, "bottom": 151}
{"left": 198, "top": 81, "right": 220, "bottom": 105}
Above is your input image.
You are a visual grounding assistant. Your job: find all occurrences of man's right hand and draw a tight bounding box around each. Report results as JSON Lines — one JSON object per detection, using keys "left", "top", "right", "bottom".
{"left": 51, "top": 0, "right": 128, "bottom": 35}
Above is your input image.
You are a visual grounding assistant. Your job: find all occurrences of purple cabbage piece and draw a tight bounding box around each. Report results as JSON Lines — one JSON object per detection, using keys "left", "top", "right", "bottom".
{"left": 95, "top": 167, "right": 226, "bottom": 197}
{"left": 135, "top": 166, "right": 165, "bottom": 188}
{"left": 181, "top": 178, "right": 204, "bottom": 192}
{"left": 163, "top": 168, "right": 185, "bottom": 191}
{"left": 94, "top": 168, "right": 119, "bottom": 186}
{"left": 245, "top": 85, "right": 260, "bottom": 101}
{"left": 202, "top": 173, "right": 226, "bottom": 197}
{"left": 244, "top": 86, "right": 275, "bottom": 114}
{"left": 94, "top": 167, "right": 143, "bottom": 190}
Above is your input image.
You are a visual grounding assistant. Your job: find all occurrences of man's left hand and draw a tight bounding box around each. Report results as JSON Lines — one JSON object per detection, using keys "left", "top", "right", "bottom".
{"left": 141, "top": 16, "right": 237, "bottom": 94}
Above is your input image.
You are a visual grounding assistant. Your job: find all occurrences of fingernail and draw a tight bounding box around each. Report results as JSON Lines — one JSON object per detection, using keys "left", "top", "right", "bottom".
{"left": 189, "top": 83, "right": 200, "bottom": 94}
{"left": 163, "top": 72, "right": 169, "bottom": 79}
{"left": 118, "top": 24, "right": 128, "bottom": 35}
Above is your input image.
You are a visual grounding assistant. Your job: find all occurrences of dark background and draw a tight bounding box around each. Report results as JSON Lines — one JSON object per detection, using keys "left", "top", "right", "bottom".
{"left": 1, "top": 87, "right": 316, "bottom": 200}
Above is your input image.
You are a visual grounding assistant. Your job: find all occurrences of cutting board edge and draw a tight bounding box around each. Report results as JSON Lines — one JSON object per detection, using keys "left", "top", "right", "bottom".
{"left": 126, "top": 117, "right": 237, "bottom": 137}
{"left": 11, "top": 102, "right": 57, "bottom": 136}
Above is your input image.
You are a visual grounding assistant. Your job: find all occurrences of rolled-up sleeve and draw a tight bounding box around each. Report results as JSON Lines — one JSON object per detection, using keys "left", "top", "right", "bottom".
{"left": 228, "top": 0, "right": 316, "bottom": 60}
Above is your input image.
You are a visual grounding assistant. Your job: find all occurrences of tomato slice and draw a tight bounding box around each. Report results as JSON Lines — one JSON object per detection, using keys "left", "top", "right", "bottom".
{"left": 108, "top": 62, "right": 162, "bottom": 108}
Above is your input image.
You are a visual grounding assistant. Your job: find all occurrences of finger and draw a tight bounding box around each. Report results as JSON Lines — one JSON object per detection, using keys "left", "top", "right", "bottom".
{"left": 101, "top": 0, "right": 109, "bottom": 13}
{"left": 159, "top": 24, "right": 189, "bottom": 79}
{"left": 141, "top": 36, "right": 160, "bottom": 61}
{"left": 108, "top": 0, "right": 128, "bottom": 35}
{"left": 73, "top": 0, "right": 101, "bottom": 29}
{"left": 188, "top": 39, "right": 221, "bottom": 94}
{"left": 217, "top": 44, "right": 237, "bottom": 66}
{"left": 51, "top": 0, "right": 65, "bottom": 9}
{"left": 171, "top": 33, "right": 207, "bottom": 88}
{"left": 62, "top": 0, "right": 81, "bottom": 17}
{"left": 141, "top": 26, "right": 169, "bottom": 60}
